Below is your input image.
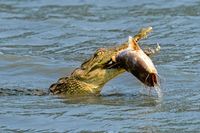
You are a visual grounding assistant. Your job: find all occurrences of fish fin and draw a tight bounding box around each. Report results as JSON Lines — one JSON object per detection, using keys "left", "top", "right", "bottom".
{"left": 128, "top": 36, "right": 141, "bottom": 50}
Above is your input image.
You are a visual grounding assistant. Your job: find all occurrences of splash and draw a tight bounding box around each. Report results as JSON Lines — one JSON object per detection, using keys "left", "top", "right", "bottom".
{"left": 141, "top": 80, "right": 163, "bottom": 99}
{"left": 154, "top": 86, "right": 163, "bottom": 98}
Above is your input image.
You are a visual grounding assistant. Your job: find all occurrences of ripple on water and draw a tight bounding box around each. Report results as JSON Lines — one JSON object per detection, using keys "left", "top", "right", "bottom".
{"left": 1, "top": 0, "right": 200, "bottom": 132}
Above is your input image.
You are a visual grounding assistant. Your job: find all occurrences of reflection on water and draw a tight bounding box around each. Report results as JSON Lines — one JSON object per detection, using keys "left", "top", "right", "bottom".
{"left": 62, "top": 93, "right": 161, "bottom": 106}
{"left": 1, "top": 0, "right": 200, "bottom": 132}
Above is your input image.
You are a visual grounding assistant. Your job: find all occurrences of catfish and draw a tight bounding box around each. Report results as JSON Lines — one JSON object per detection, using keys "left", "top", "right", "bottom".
{"left": 115, "top": 36, "right": 159, "bottom": 87}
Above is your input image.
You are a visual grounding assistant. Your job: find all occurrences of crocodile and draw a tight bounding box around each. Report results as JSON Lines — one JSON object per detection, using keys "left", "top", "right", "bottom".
{"left": 49, "top": 27, "right": 160, "bottom": 96}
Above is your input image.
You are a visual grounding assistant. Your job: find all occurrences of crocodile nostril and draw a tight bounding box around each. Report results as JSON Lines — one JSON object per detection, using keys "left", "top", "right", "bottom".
{"left": 49, "top": 84, "right": 57, "bottom": 94}
{"left": 49, "top": 83, "right": 64, "bottom": 95}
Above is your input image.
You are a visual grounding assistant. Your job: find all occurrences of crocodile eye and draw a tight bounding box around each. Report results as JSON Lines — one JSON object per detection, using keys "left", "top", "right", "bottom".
{"left": 97, "top": 51, "right": 103, "bottom": 56}
{"left": 96, "top": 48, "right": 106, "bottom": 56}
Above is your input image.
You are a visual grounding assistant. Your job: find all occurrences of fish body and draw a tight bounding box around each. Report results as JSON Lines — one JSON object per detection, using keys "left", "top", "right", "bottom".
{"left": 116, "top": 36, "right": 159, "bottom": 87}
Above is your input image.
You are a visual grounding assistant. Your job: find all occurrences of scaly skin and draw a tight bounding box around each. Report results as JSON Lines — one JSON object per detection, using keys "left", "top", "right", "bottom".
{"left": 133, "top": 26, "right": 153, "bottom": 42}
{"left": 49, "top": 27, "right": 160, "bottom": 96}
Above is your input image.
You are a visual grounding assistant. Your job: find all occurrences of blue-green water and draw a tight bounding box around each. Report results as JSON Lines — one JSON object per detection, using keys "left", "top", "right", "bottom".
{"left": 0, "top": 0, "right": 200, "bottom": 132}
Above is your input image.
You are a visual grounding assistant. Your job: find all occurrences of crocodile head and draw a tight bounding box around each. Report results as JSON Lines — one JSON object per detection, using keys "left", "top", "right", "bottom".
{"left": 70, "top": 45, "right": 128, "bottom": 91}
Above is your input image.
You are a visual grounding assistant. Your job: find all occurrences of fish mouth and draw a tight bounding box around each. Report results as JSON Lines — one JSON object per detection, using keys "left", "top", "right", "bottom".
{"left": 143, "top": 73, "right": 159, "bottom": 87}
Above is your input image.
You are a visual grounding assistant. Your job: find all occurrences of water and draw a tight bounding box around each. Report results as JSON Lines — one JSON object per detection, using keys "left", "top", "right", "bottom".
{"left": 0, "top": 0, "right": 200, "bottom": 132}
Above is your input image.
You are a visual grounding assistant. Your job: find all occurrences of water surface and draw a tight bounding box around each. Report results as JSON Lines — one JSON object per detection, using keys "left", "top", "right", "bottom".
{"left": 0, "top": 0, "right": 200, "bottom": 132}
